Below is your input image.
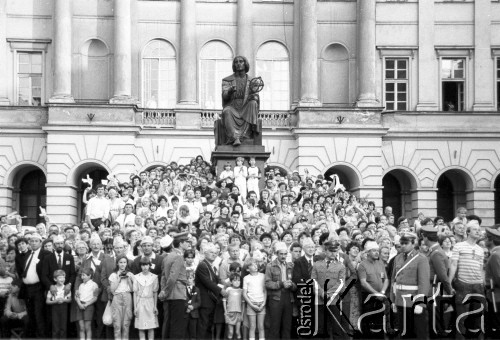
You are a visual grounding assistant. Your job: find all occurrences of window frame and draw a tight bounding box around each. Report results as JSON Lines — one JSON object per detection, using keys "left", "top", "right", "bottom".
{"left": 141, "top": 39, "right": 177, "bottom": 109}
{"left": 435, "top": 47, "right": 472, "bottom": 112}
{"left": 199, "top": 40, "right": 234, "bottom": 110}
{"left": 382, "top": 57, "right": 410, "bottom": 111}
{"left": 8, "top": 39, "right": 50, "bottom": 106}
{"left": 255, "top": 41, "right": 291, "bottom": 111}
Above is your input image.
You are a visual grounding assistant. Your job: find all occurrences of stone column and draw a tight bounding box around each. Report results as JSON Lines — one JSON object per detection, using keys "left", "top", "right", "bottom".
{"left": 0, "top": 1, "right": 9, "bottom": 105}
{"left": 0, "top": 186, "right": 13, "bottom": 215}
{"left": 237, "top": 0, "right": 253, "bottom": 64}
{"left": 416, "top": 0, "right": 438, "bottom": 111}
{"left": 355, "top": 0, "right": 378, "bottom": 107}
{"left": 49, "top": 0, "right": 74, "bottom": 103}
{"left": 178, "top": 0, "right": 198, "bottom": 107}
{"left": 298, "top": 0, "right": 320, "bottom": 107}
{"left": 411, "top": 188, "right": 437, "bottom": 220}
{"left": 46, "top": 184, "right": 79, "bottom": 225}
{"left": 466, "top": 189, "right": 495, "bottom": 227}
{"left": 110, "top": 0, "right": 135, "bottom": 104}
{"left": 472, "top": 0, "right": 494, "bottom": 111}
{"left": 291, "top": 0, "right": 300, "bottom": 107}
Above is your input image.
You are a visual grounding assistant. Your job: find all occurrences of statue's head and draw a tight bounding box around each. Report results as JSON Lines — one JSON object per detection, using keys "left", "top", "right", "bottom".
{"left": 232, "top": 56, "right": 250, "bottom": 73}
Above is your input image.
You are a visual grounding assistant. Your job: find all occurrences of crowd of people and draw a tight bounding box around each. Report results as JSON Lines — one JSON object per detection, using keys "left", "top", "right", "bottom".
{"left": 0, "top": 155, "right": 499, "bottom": 340}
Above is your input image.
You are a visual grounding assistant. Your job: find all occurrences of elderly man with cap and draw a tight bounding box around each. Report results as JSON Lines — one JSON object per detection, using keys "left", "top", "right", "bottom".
{"left": 265, "top": 241, "right": 296, "bottom": 340}
{"left": 357, "top": 239, "right": 389, "bottom": 337}
{"left": 485, "top": 225, "right": 500, "bottom": 338}
{"left": 160, "top": 233, "right": 191, "bottom": 339}
{"left": 389, "top": 231, "right": 429, "bottom": 339}
{"left": 311, "top": 240, "right": 347, "bottom": 338}
{"left": 15, "top": 233, "right": 51, "bottom": 338}
{"left": 421, "top": 225, "right": 452, "bottom": 337}
{"left": 130, "top": 236, "right": 163, "bottom": 276}
{"left": 448, "top": 220, "right": 484, "bottom": 338}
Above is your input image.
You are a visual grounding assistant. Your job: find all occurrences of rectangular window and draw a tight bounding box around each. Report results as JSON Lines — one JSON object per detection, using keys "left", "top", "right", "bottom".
{"left": 384, "top": 58, "right": 408, "bottom": 111}
{"left": 441, "top": 58, "right": 465, "bottom": 111}
{"left": 142, "top": 58, "right": 176, "bottom": 108}
{"left": 200, "top": 59, "right": 232, "bottom": 109}
{"left": 17, "top": 52, "right": 43, "bottom": 106}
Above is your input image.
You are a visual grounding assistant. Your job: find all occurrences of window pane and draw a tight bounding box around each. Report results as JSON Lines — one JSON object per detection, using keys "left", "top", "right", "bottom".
{"left": 385, "top": 83, "right": 394, "bottom": 92}
{"left": 386, "top": 102, "right": 394, "bottom": 110}
{"left": 397, "top": 102, "right": 406, "bottom": 111}
{"left": 397, "top": 83, "right": 406, "bottom": 92}
{"left": 386, "top": 92, "right": 394, "bottom": 101}
{"left": 397, "top": 70, "right": 406, "bottom": 79}
{"left": 397, "top": 92, "right": 406, "bottom": 102}
{"left": 386, "top": 70, "right": 394, "bottom": 79}
{"left": 386, "top": 59, "right": 395, "bottom": 69}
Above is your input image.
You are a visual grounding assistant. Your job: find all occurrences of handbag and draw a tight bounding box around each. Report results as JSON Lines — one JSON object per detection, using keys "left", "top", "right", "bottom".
{"left": 102, "top": 301, "right": 113, "bottom": 326}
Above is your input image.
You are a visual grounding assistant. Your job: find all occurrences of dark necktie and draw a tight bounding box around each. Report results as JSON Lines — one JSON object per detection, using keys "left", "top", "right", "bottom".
{"left": 58, "top": 253, "right": 63, "bottom": 269}
{"left": 307, "top": 259, "right": 312, "bottom": 272}
{"left": 403, "top": 253, "right": 408, "bottom": 262}
{"left": 326, "top": 260, "right": 331, "bottom": 269}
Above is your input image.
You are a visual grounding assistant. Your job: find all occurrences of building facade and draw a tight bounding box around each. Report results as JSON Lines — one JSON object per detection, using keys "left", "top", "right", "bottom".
{"left": 1, "top": 0, "right": 500, "bottom": 226}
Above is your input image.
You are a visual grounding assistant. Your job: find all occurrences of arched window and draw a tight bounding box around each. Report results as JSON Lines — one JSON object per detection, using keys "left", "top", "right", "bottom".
{"left": 256, "top": 42, "right": 290, "bottom": 110}
{"left": 80, "top": 39, "right": 110, "bottom": 101}
{"left": 142, "top": 39, "right": 177, "bottom": 108}
{"left": 321, "top": 44, "right": 350, "bottom": 104}
{"left": 19, "top": 169, "right": 46, "bottom": 227}
{"left": 200, "top": 41, "right": 233, "bottom": 109}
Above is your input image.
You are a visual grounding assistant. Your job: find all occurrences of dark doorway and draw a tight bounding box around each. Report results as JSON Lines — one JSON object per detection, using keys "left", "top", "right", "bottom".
{"left": 382, "top": 173, "right": 402, "bottom": 220}
{"left": 437, "top": 175, "right": 455, "bottom": 222}
{"left": 78, "top": 168, "right": 109, "bottom": 223}
{"left": 19, "top": 169, "right": 46, "bottom": 226}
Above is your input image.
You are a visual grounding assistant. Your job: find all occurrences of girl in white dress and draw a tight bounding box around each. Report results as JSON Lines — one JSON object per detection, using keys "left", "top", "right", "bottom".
{"left": 133, "top": 258, "right": 159, "bottom": 340}
{"left": 246, "top": 157, "right": 260, "bottom": 196}
{"left": 233, "top": 157, "right": 248, "bottom": 201}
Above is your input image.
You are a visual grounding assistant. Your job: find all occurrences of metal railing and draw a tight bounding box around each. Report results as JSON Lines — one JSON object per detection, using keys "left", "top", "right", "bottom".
{"left": 141, "top": 110, "right": 176, "bottom": 128}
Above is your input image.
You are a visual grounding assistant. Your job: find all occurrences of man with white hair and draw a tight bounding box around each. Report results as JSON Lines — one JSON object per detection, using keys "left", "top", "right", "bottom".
{"left": 292, "top": 237, "right": 316, "bottom": 284}
{"left": 15, "top": 233, "right": 51, "bottom": 338}
{"left": 76, "top": 235, "right": 106, "bottom": 338}
{"left": 195, "top": 243, "right": 228, "bottom": 339}
{"left": 265, "top": 241, "right": 296, "bottom": 339}
{"left": 357, "top": 239, "right": 389, "bottom": 336}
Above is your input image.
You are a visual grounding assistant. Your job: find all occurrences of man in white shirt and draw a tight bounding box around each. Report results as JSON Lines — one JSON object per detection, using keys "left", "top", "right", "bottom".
{"left": 86, "top": 184, "right": 111, "bottom": 231}
{"left": 115, "top": 203, "right": 136, "bottom": 229}
{"left": 183, "top": 189, "right": 203, "bottom": 223}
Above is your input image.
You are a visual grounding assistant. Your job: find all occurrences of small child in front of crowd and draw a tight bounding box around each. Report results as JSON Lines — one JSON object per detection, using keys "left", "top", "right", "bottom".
{"left": 0, "top": 278, "right": 28, "bottom": 338}
{"left": 46, "top": 269, "right": 72, "bottom": 339}
{"left": 223, "top": 273, "right": 244, "bottom": 340}
{"left": 185, "top": 271, "right": 200, "bottom": 340}
{"left": 75, "top": 267, "right": 99, "bottom": 340}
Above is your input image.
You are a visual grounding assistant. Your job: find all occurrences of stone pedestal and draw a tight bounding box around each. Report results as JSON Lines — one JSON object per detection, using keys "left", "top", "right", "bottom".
{"left": 211, "top": 145, "right": 270, "bottom": 190}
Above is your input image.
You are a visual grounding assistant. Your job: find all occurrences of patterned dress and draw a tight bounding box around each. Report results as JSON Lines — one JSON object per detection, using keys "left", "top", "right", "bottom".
{"left": 133, "top": 272, "right": 159, "bottom": 330}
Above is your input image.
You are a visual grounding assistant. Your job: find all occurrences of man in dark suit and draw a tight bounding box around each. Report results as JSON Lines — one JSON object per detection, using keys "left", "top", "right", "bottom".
{"left": 292, "top": 238, "right": 318, "bottom": 337}
{"left": 195, "top": 243, "right": 228, "bottom": 339}
{"left": 15, "top": 234, "right": 51, "bottom": 338}
{"left": 41, "top": 235, "right": 76, "bottom": 292}
{"left": 160, "top": 235, "right": 190, "bottom": 339}
{"left": 75, "top": 236, "right": 106, "bottom": 339}
{"left": 265, "top": 241, "right": 297, "bottom": 340}
{"left": 422, "top": 226, "right": 452, "bottom": 337}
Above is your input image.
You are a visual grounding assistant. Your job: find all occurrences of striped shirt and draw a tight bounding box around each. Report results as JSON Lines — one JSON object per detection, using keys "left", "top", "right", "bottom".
{"left": 451, "top": 241, "right": 484, "bottom": 284}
